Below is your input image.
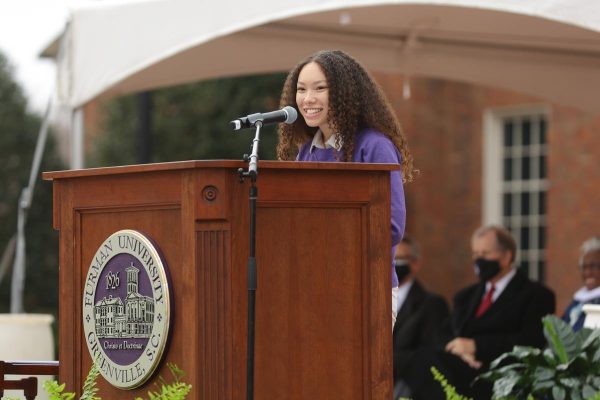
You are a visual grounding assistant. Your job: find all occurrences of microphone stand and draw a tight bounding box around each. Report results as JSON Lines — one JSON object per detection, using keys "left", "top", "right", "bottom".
{"left": 237, "top": 120, "right": 262, "bottom": 400}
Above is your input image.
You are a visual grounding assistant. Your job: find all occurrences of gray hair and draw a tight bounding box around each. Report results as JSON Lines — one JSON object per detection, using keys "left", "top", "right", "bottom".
{"left": 580, "top": 236, "right": 600, "bottom": 265}
{"left": 400, "top": 235, "right": 420, "bottom": 260}
{"left": 472, "top": 225, "right": 517, "bottom": 263}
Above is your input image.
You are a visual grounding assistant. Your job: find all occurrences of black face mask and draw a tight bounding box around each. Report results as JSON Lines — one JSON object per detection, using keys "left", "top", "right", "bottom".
{"left": 394, "top": 259, "right": 411, "bottom": 282}
{"left": 474, "top": 258, "right": 501, "bottom": 282}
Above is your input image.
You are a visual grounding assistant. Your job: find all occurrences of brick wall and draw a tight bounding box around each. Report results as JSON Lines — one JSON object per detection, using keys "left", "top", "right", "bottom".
{"left": 373, "top": 72, "right": 600, "bottom": 314}
{"left": 546, "top": 109, "right": 600, "bottom": 312}
{"left": 80, "top": 73, "right": 599, "bottom": 314}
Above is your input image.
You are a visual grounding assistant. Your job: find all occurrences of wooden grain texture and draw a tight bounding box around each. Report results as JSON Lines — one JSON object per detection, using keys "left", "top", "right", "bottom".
{"left": 0, "top": 361, "right": 60, "bottom": 400}
{"left": 45, "top": 161, "right": 394, "bottom": 399}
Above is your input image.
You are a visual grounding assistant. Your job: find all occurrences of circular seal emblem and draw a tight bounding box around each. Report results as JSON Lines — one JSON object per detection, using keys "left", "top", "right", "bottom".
{"left": 82, "top": 230, "right": 171, "bottom": 389}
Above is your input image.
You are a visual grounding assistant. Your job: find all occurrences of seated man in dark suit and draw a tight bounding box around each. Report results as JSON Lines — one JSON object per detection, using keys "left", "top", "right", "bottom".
{"left": 392, "top": 236, "right": 450, "bottom": 399}
{"left": 403, "top": 225, "right": 556, "bottom": 399}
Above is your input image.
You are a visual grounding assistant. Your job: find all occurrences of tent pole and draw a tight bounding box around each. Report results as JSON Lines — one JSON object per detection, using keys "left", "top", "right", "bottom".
{"left": 10, "top": 99, "right": 53, "bottom": 313}
{"left": 71, "top": 107, "right": 85, "bottom": 169}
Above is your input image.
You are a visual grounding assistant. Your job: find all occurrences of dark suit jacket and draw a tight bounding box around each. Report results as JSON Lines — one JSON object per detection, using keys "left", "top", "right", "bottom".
{"left": 443, "top": 270, "right": 556, "bottom": 365}
{"left": 393, "top": 280, "right": 450, "bottom": 382}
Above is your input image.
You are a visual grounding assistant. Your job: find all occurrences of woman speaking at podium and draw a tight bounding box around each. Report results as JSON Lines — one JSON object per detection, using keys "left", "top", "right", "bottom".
{"left": 276, "top": 50, "right": 415, "bottom": 329}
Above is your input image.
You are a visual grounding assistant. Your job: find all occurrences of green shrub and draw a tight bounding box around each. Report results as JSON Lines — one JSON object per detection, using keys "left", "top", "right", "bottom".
{"left": 478, "top": 315, "right": 600, "bottom": 399}
{"left": 40, "top": 362, "right": 190, "bottom": 400}
{"left": 431, "top": 366, "right": 473, "bottom": 400}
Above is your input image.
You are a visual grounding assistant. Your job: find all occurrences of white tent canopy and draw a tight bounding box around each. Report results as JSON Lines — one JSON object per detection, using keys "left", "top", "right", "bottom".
{"left": 50, "top": 0, "right": 600, "bottom": 167}
{"left": 55, "top": 0, "right": 600, "bottom": 112}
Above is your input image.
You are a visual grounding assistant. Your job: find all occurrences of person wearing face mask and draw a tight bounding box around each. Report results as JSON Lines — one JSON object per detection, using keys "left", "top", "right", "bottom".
{"left": 403, "top": 225, "right": 555, "bottom": 400}
{"left": 562, "top": 236, "right": 600, "bottom": 331}
{"left": 391, "top": 236, "right": 449, "bottom": 399}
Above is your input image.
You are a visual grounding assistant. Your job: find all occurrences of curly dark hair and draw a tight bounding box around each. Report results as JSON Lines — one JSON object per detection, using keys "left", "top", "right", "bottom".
{"left": 277, "top": 50, "right": 416, "bottom": 182}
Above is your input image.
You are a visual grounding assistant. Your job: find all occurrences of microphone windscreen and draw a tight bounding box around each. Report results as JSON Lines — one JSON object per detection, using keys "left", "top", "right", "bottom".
{"left": 283, "top": 106, "right": 298, "bottom": 124}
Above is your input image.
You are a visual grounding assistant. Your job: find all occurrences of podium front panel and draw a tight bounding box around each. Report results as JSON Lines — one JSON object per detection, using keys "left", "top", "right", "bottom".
{"left": 45, "top": 161, "right": 394, "bottom": 400}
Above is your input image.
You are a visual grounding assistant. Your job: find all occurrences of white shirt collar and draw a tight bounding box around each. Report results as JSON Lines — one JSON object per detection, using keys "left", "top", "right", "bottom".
{"left": 309, "top": 129, "right": 342, "bottom": 153}
{"left": 396, "top": 279, "right": 414, "bottom": 311}
{"left": 573, "top": 286, "right": 600, "bottom": 303}
{"left": 486, "top": 268, "right": 517, "bottom": 302}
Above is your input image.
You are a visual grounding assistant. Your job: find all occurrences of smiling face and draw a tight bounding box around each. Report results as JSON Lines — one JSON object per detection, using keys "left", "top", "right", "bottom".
{"left": 581, "top": 250, "right": 600, "bottom": 290}
{"left": 295, "top": 62, "right": 333, "bottom": 139}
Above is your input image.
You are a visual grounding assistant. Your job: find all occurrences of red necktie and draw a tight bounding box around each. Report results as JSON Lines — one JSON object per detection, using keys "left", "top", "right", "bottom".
{"left": 475, "top": 284, "right": 496, "bottom": 318}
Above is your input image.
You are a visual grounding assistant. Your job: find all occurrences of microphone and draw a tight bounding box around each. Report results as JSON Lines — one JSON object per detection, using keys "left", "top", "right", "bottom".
{"left": 230, "top": 106, "right": 297, "bottom": 130}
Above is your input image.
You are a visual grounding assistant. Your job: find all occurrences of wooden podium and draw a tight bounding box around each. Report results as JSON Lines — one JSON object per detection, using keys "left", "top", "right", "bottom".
{"left": 43, "top": 160, "right": 395, "bottom": 400}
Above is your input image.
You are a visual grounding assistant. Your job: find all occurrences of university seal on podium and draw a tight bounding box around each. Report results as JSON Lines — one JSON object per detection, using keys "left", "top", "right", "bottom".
{"left": 82, "top": 230, "right": 171, "bottom": 389}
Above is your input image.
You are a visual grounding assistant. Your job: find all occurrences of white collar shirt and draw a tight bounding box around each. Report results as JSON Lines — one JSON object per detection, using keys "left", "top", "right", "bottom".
{"left": 396, "top": 279, "right": 414, "bottom": 311}
{"left": 486, "top": 268, "right": 517, "bottom": 302}
{"left": 309, "top": 130, "right": 342, "bottom": 153}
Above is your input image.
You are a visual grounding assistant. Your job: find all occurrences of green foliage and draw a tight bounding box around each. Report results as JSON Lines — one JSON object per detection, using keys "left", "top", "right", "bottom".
{"left": 42, "top": 360, "right": 99, "bottom": 400}
{"left": 134, "top": 363, "right": 192, "bottom": 400}
{"left": 589, "top": 391, "right": 600, "bottom": 400}
{"left": 88, "top": 73, "right": 286, "bottom": 167}
{"left": 478, "top": 315, "right": 600, "bottom": 399}
{"left": 38, "top": 362, "right": 190, "bottom": 400}
{"left": 0, "top": 50, "right": 64, "bottom": 315}
{"left": 43, "top": 380, "right": 76, "bottom": 400}
{"left": 80, "top": 361, "right": 101, "bottom": 400}
{"left": 431, "top": 366, "right": 474, "bottom": 400}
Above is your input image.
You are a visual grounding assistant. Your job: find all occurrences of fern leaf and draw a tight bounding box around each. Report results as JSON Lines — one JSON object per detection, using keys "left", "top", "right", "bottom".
{"left": 42, "top": 379, "right": 77, "bottom": 400}
{"left": 80, "top": 361, "right": 101, "bottom": 400}
{"left": 431, "top": 366, "right": 473, "bottom": 400}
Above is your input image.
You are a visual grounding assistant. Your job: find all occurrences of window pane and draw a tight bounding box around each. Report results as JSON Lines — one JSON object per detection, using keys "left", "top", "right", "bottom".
{"left": 539, "top": 118, "right": 547, "bottom": 144}
{"left": 521, "top": 261, "right": 530, "bottom": 278}
{"left": 522, "top": 120, "right": 531, "bottom": 146}
{"left": 503, "top": 193, "right": 512, "bottom": 216}
{"left": 504, "top": 157, "right": 513, "bottom": 181}
{"left": 521, "top": 226, "right": 530, "bottom": 249}
{"left": 504, "top": 121, "right": 514, "bottom": 147}
{"left": 539, "top": 191, "right": 546, "bottom": 215}
{"left": 499, "top": 113, "right": 547, "bottom": 283}
{"left": 539, "top": 155, "right": 546, "bottom": 179}
{"left": 539, "top": 261, "right": 546, "bottom": 282}
{"left": 522, "top": 156, "right": 531, "bottom": 180}
{"left": 521, "top": 192, "right": 530, "bottom": 216}
{"left": 538, "top": 226, "right": 546, "bottom": 249}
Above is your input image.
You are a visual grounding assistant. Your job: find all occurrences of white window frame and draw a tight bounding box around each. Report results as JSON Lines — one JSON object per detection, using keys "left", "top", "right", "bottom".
{"left": 482, "top": 105, "right": 549, "bottom": 281}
